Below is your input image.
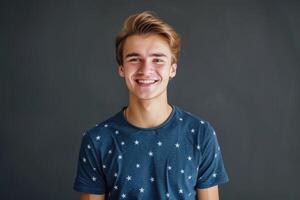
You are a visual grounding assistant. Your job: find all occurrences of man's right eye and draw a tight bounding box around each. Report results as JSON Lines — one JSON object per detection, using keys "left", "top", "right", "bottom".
{"left": 128, "top": 58, "right": 141, "bottom": 63}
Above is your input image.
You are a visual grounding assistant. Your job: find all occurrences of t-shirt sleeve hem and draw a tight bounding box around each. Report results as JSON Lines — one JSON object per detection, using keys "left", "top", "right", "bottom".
{"left": 73, "top": 184, "right": 106, "bottom": 195}
{"left": 196, "top": 176, "right": 229, "bottom": 189}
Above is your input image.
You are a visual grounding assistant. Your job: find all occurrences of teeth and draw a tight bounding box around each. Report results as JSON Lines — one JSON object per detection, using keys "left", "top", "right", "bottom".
{"left": 137, "top": 79, "right": 156, "bottom": 84}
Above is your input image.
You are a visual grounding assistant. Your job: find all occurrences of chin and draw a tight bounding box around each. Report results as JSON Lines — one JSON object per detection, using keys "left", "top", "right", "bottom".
{"left": 134, "top": 94, "right": 158, "bottom": 101}
{"left": 131, "top": 90, "right": 167, "bottom": 101}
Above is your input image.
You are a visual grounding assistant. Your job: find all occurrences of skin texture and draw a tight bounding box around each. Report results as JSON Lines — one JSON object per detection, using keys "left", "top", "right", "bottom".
{"left": 80, "top": 193, "right": 105, "bottom": 200}
{"left": 79, "top": 34, "right": 219, "bottom": 200}
{"left": 197, "top": 186, "right": 219, "bottom": 200}
{"left": 119, "top": 34, "right": 177, "bottom": 102}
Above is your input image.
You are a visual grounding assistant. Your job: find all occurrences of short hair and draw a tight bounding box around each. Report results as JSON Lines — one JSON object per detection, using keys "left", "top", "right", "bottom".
{"left": 115, "top": 11, "right": 181, "bottom": 65}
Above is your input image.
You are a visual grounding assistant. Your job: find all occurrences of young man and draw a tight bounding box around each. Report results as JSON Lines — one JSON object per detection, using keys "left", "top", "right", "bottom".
{"left": 73, "top": 11, "right": 229, "bottom": 200}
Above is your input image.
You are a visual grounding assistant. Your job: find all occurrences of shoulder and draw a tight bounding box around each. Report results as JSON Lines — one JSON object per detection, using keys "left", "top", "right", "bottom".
{"left": 174, "top": 105, "right": 210, "bottom": 127}
{"left": 82, "top": 110, "right": 122, "bottom": 144}
{"left": 174, "top": 105, "right": 216, "bottom": 137}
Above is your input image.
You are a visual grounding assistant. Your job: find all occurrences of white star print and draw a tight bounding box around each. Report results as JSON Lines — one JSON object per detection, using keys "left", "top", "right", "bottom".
{"left": 213, "top": 131, "right": 216, "bottom": 135}
{"left": 80, "top": 114, "right": 224, "bottom": 199}
{"left": 92, "top": 176, "right": 96, "bottom": 181}
{"left": 104, "top": 124, "right": 108, "bottom": 127}
{"left": 179, "top": 189, "right": 183, "bottom": 194}
{"left": 114, "top": 173, "right": 118, "bottom": 177}
{"left": 87, "top": 144, "right": 91, "bottom": 149}
{"left": 126, "top": 175, "right": 132, "bottom": 181}
{"left": 82, "top": 157, "right": 86, "bottom": 162}
{"left": 215, "top": 153, "right": 218, "bottom": 158}
{"left": 121, "top": 193, "right": 126, "bottom": 198}
{"left": 102, "top": 165, "right": 106, "bottom": 169}
{"left": 115, "top": 130, "right": 119, "bottom": 134}
{"left": 93, "top": 168, "right": 96, "bottom": 171}
{"left": 200, "top": 120, "right": 204, "bottom": 124}
{"left": 114, "top": 185, "right": 118, "bottom": 190}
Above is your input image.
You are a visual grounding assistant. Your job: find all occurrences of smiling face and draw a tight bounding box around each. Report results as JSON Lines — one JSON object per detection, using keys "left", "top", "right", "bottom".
{"left": 118, "top": 34, "right": 177, "bottom": 101}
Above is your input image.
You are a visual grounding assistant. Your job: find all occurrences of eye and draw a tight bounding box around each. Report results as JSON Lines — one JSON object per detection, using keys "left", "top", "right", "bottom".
{"left": 128, "top": 58, "right": 141, "bottom": 63}
{"left": 153, "top": 58, "right": 165, "bottom": 64}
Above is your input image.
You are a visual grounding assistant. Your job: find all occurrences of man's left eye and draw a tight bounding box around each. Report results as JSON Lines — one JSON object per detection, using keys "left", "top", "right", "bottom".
{"left": 153, "top": 59, "right": 164, "bottom": 63}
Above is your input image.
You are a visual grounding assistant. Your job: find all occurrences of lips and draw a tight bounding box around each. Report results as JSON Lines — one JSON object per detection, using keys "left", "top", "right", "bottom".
{"left": 135, "top": 79, "right": 159, "bottom": 86}
{"left": 136, "top": 79, "right": 157, "bottom": 84}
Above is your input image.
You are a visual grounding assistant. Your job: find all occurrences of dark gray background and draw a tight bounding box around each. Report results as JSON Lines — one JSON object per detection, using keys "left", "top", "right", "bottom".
{"left": 1, "top": 0, "right": 299, "bottom": 199}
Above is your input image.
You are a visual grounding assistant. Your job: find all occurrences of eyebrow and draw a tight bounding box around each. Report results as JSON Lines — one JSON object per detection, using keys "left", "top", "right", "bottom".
{"left": 125, "top": 52, "right": 167, "bottom": 58}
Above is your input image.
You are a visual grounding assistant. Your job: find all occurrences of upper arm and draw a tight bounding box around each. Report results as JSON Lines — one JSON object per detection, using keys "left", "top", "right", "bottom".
{"left": 73, "top": 133, "right": 107, "bottom": 196}
{"left": 196, "top": 122, "right": 229, "bottom": 189}
{"left": 80, "top": 193, "right": 105, "bottom": 200}
{"left": 197, "top": 185, "right": 219, "bottom": 200}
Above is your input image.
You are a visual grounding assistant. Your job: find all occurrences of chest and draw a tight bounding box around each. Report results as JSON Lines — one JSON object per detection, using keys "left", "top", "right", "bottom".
{"left": 100, "top": 131, "right": 201, "bottom": 199}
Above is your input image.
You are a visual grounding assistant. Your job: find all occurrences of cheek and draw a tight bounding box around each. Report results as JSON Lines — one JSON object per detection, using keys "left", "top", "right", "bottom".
{"left": 123, "top": 67, "right": 137, "bottom": 83}
{"left": 159, "top": 65, "right": 173, "bottom": 76}
{"left": 124, "top": 64, "right": 139, "bottom": 74}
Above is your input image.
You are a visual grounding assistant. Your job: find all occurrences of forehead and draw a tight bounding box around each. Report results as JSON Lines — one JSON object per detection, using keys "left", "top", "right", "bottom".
{"left": 122, "top": 34, "right": 171, "bottom": 57}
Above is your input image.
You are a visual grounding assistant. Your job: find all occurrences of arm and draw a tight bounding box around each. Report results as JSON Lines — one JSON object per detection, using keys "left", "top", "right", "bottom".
{"left": 197, "top": 185, "right": 219, "bottom": 200}
{"left": 80, "top": 193, "right": 105, "bottom": 200}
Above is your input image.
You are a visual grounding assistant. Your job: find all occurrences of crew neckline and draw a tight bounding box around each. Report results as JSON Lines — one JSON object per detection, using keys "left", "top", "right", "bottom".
{"left": 119, "top": 104, "right": 176, "bottom": 131}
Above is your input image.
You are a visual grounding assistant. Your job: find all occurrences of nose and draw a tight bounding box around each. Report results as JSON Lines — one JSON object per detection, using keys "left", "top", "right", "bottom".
{"left": 138, "top": 59, "right": 154, "bottom": 74}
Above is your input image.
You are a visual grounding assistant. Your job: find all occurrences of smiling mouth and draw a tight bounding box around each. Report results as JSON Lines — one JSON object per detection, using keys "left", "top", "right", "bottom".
{"left": 135, "top": 79, "right": 159, "bottom": 86}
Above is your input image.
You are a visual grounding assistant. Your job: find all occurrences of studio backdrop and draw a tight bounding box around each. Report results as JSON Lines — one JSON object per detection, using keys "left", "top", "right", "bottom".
{"left": 1, "top": 0, "right": 299, "bottom": 199}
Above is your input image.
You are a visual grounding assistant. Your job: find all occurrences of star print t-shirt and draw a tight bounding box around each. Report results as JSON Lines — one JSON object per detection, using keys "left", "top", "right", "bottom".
{"left": 73, "top": 105, "right": 229, "bottom": 199}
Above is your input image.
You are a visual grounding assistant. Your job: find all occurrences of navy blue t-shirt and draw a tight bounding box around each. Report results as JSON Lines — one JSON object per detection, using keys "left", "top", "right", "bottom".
{"left": 73, "top": 105, "right": 229, "bottom": 199}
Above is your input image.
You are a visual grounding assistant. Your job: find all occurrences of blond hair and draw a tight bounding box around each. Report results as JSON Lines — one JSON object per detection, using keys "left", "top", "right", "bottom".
{"left": 115, "top": 11, "right": 181, "bottom": 65}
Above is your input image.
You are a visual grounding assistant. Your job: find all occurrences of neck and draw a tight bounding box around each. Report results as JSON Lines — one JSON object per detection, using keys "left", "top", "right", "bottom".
{"left": 124, "top": 94, "right": 173, "bottom": 129}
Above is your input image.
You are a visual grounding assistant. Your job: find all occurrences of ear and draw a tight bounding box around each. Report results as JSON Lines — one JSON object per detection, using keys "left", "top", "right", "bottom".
{"left": 118, "top": 65, "right": 125, "bottom": 77}
{"left": 169, "top": 63, "right": 177, "bottom": 78}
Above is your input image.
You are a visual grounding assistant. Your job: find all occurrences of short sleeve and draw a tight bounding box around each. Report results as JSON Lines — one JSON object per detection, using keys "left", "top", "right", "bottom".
{"left": 196, "top": 122, "right": 229, "bottom": 189}
{"left": 73, "top": 132, "right": 106, "bottom": 194}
